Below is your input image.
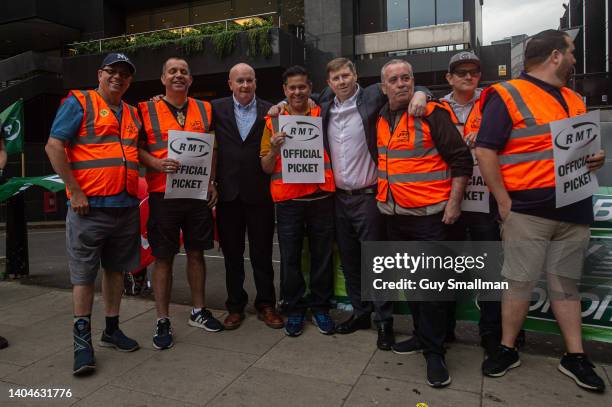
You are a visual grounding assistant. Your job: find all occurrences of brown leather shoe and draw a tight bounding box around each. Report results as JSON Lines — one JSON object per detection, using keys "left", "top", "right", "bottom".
{"left": 257, "top": 306, "right": 284, "bottom": 329}
{"left": 223, "top": 312, "right": 245, "bottom": 330}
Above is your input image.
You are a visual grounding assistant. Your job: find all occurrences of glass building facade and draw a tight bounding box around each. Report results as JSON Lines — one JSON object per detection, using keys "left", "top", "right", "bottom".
{"left": 358, "top": 0, "right": 463, "bottom": 34}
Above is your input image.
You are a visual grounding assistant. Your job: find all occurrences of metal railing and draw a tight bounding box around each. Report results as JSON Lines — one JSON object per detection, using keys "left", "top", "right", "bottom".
{"left": 65, "top": 11, "right": 279, "bottom": 56}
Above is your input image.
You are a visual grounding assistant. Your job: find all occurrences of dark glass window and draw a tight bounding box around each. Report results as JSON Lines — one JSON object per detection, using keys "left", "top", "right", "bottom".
{"left": 358, "top": 0, "right": 386, "bottom": 34}
{"left": 386, "top": 0, "right": 409, "bottom": 31}
{"left": 436, "top": 0, "right": 463, "bottom": 24}
{"left": 410, "top": 0, "right": 435, "bottom": 28}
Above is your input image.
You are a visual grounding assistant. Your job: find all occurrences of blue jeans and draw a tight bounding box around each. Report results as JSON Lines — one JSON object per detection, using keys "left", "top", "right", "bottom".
{"left": 276, "top": 196, "right": 335, "bottom": 315}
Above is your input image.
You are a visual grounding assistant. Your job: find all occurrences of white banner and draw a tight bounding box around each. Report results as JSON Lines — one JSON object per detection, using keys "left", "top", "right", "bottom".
{"left": 461, "top": 151, "right": 490, "bottom": 213}
{"left": 279, "top": 115, "right": 325, "bottom": 184}
{"left": 164, "top": 130, "right": 214, "bottom": 200}
{"left": 552, "top": 110, "right": 601, "bottom": 208}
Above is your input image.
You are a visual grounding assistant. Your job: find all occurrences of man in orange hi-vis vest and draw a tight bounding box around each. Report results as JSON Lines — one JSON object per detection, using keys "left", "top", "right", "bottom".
{"left": 46, "top": 53, "right": 141, "bottom": 375}
{"left": 138, "top": 57, "right": 222, "bottom": 351}
{"left": 476, "top": 30, "right": 606, "bottom": 392}
{"left": 260, "top": 66, "right": 336, "bottom": 338}
{"left": 376, "top": 59, "right": 473, "bottom": 388}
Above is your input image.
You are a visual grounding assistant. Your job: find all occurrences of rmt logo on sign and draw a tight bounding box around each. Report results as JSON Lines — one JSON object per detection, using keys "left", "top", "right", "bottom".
{"left": 281, "top": 121, "right": 321, "bottom": 141}
{"left": 553, "top": 120, "right": 599, "bottom": 150}
{"left": 169, "top": 137, "right": 211, "bottom": 158}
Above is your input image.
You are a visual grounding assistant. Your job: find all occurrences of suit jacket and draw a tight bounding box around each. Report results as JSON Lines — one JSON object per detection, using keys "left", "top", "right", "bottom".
{"left": 320, "top": 84, "right": 431, "bottom": 166}
{"left": 212, "top": 96, "right": 273, "bottom": 204}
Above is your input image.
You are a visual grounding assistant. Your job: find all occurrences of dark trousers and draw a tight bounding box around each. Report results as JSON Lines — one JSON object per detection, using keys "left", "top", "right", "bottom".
{"left": 335, "top": 192, "right": 393, "bottom": 322}
{"left": 447, "top": 211, "right": 502, "bottom": 338}
{"left": 217, "top": 199, "right": 276, "bottom": 313}
{"left": 387, "top": 212, "right": 449, "bottom": 356}
{"left": 276, "top": 196, "right": 335, "bottom": 315}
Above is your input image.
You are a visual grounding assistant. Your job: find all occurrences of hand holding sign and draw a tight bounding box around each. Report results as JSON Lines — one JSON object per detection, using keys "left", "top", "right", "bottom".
{"left": 587, "top": 149, "right": 606, "bottom": 172}
{"left": 270, "top": 131, "right": 286, "bottom": 155}
{"left": 159, "top": 158, "right": 180, "bottom": 173}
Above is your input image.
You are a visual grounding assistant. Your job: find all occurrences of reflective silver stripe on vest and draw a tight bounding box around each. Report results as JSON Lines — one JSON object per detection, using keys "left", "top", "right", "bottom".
{"left": 497, "top": 81, "right": 537, "bottom": 127}
{"left": 383, "top": 147, "right": 439, "bottom": 159}
{"left": 510, "top": 123, "right": 551, "bottom": 139}
{"left": 271, "top": 117, "right": 279, "bottom": 133}
{"left": 74, "top": 134, "right": 120, "bottom": 145}
{"left": 271, "top": 162, "right": 332, "bottom": 181}
{"left": 193, "top": 99, "right": 209, "bottom": 131}
{"left": 378, "top": 169, "right": 388, "bottom": 180}
{"left": 146, "top": 101, "right": 165, "bottom": 151}
{"left": 498, "top": 150, "right": 553, "bottom": 165}
{"left": 80, "top": 90, "right": 96, "bottom": 139}
{"left": 378, "top": 118, "right": 438, "bottom": 158}
{"left": 71, "top": 158, "right": 138, "bottom": 171}
{"left": 388, "top": 170, "right": 451, "bottom": 184}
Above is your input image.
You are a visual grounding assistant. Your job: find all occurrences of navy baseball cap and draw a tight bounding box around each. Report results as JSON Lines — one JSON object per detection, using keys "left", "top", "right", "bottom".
{"left": 101, "top": 53, "right": 136, "bottom": 74}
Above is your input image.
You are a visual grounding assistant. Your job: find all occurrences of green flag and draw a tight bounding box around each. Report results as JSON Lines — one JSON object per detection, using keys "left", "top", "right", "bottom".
{"left": 0, "top": 174, "right": 64, "bottom": 202}
{"left": 0, "top": 99, "right": 24, "bottom": 155}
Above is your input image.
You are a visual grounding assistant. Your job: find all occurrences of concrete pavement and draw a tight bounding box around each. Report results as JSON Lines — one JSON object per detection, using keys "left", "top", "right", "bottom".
{"left": 0, "top": 282, "right": 611, "bottom": 407}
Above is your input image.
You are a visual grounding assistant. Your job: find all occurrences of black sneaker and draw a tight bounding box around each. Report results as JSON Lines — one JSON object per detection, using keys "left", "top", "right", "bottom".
{"left": 99, "top": 329, "right": 140, "bottom": 352}
{"left": 188, "top": 308, "right": 224, "bottom": 332}
{"left": 391, "top": 336, "right": 423, "bottom": 355}
{"left": 73, "top": 319, "right": 95, "bottom": 375}
{"left": 482, "top": 345, "right": 520, "bottom": 377}
{"left": 0, "top": 335, "right": 8, "bottom": 349}
{"left": 558, "top": 353, "right": 606, "bottom": 392}
{"left": 153, "top": 318, "right": 174, "bottom": 350}
{"left": 425, "top": 353, "right": 452, "bottom": 388}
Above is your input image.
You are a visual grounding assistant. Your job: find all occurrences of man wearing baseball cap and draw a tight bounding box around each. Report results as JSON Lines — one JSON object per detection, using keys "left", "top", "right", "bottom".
{"left": 46, "top": 52, "right": 141, "bottom": 375}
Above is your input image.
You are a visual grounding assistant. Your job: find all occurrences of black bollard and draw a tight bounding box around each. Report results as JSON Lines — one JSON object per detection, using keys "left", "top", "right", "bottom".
{"left": 5, "top": 193, "right": 29, "bottom": 277}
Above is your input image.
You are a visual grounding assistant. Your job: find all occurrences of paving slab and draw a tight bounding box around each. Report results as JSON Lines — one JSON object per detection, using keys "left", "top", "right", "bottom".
{"left": 207, "top": 366, "right": 352, "bottom": 407}
{"left": 254, "top": 325, "right": 377, "bottom": 385}
{"left": 3, "top": 345, "right": 156, "bottom": 400}
{"left": 364, "top": 341, "right": 483, "bottom": 394}
{"left": 343, "top": 374, "right": 481, "bottom": 407}
{"left": 0, "top": 283, "right": 50, "bottom": 310}
{"left": 0, "top": 361, "right": 23, "bottom": 379}
{"left": 0, "top": 314, "right": 74, "bottom": 367}
{"left": 73, "top": 384, "right": 198, "bottom": 407}
{"left": 482, "top": 352, "right": 612, "bottom": 406}
{"left": 0, "top": 290, "right": 72, "bottom": 328}
{"left": 110, "top": 342, "right": 257, "bottom": 405}
{"left": 181, "top": 313, "right": 285, "bottom": 356}
{"left": 0, "top": 380, "right": 80, "bottom": 407}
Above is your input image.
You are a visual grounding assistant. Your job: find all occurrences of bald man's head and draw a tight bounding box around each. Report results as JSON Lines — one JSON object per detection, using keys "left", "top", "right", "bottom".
{"left": 228, "top": 63, "right": 256, "bottom": 105}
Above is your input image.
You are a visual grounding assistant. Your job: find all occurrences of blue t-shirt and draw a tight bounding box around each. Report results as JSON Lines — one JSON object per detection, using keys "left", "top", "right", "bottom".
{"left": 476, "top": 73, "right": 593, "bottom": 225}
{"left": 50, "top": 95, "right": 139, "bottom": 208}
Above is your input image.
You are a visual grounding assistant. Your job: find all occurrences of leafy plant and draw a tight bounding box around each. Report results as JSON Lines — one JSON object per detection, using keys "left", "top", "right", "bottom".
{"left": 70, "top": 17, "right": 275, "bottom": 59}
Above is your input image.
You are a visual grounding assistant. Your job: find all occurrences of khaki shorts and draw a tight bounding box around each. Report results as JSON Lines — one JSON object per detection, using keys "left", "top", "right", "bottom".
{"left": 500, "top": 211, "right": 589, "bottom": 282}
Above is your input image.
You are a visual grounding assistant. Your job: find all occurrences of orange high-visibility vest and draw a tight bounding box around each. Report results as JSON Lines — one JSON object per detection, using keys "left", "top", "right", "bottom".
{"left": 376, "top": 103, "right": 451, "bottom": 208}
{"left": 65, "top": 90, "right": 140, "bottom": 199}
{"left": 487, "top": 79, "right": 586, "bottom": 192}
{"left": 437, "top": 98, "right": 482, "bottom": 138}
{"left": 139, "top": 97, "right": 212, "bottom": 193}
{"left": 264, "top": 106, "right": 335, "bottom": 202}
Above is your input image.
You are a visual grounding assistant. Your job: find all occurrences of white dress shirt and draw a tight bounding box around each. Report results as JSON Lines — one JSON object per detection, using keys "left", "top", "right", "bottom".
{"left": 327, "top": 86, "right": 378, "bottom": 191}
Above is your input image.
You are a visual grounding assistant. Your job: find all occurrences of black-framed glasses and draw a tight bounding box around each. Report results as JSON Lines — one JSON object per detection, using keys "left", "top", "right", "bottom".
{"left": 452, "top": 69, "right": 481, "bottom": 78}
{"left": 100, "top": 68, "right": 132, "bottom": 79}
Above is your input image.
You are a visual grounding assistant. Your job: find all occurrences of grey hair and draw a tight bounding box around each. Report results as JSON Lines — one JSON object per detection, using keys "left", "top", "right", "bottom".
{"left": 380, "top": 59, "right": 413, "bottom": 82}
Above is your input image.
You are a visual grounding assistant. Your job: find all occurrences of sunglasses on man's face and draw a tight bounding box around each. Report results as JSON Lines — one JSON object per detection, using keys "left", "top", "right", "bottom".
{"left": 452, "top": 69, "right": 481, "bottom": 78}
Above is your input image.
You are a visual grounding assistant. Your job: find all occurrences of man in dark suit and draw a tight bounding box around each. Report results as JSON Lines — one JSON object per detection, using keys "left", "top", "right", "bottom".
{"left": 212, "top": 63, "right": 284, "bottom": 330}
